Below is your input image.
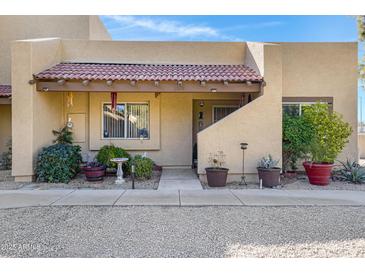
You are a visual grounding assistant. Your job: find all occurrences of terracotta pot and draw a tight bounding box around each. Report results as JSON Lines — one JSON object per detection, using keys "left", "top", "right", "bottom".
{"left": 83, "top": 166, "right": 106, "bottom": 182}
{"left": 303, "top": 161, "right": 333, "bottom": 186}
{"left": 205, "top": 167, "right": 229, "bottom": 187}
{"left": 257, "top": 167, "right": 281, "bottom": 187}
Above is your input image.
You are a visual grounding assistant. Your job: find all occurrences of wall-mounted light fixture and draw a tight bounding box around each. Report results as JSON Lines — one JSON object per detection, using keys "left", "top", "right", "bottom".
{"left": 42, "top": 87, "right": 49, "bottom": 92}
{"left": 57, "top": 79, "right": 65, "bottom": 86}
{"left": 199, "top": 100, "right": 204, "bottom": 107}
{"left": 106, "top": 80, "right": 113, "bottom": 87}
{"left": 210, "top": 88, "right": 217, "bottom": 93}
{"left": 82, "top": 80, "right": 90, "bottom": 86}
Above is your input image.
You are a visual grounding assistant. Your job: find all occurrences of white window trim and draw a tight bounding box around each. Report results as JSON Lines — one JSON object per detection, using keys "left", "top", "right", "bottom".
{"left": 282, "top": 101, "right": 320, "bottom": 115}
{"left": 212, "top": 105, "right": 240, "bottom": 123}
{"left": 101, "top": 101, "right": 150, "bottom": 140}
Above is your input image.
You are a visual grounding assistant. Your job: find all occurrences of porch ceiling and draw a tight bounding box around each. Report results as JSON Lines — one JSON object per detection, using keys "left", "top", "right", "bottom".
{"left": 34, "top": 63, "right": 263, "bottom": 93}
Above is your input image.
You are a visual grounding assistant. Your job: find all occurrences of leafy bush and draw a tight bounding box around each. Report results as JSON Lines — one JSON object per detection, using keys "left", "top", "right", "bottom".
{"left": 1, "top": 139, "right": 12, "bottom": 170}
{"left": 282, "top": 114, "right": 314, "bottom": 171}
{"left": 96, "top": 145, "right": 130, "bottom": 172}
{"left": 131, "top": 155, "right": 154, "bottom": 179}
{"left": 333, "top": 159, "right": 365, "bottom": 184}
{"left": 257, "top": 154, "right": 279, "bottom": 169}
{"left": 36, "top": 144, "right": 82, "bottom": 183}
{"left": 52, "top": 124, "right": 73, "bottom": 144}
{"left": 303, "top": 103, "right": 352, "bottom": 163}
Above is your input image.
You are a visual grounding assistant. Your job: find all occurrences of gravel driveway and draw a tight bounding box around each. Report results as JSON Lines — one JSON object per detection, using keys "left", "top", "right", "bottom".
{"left": 1, "top": 206, "right": 365, "bottom": 257}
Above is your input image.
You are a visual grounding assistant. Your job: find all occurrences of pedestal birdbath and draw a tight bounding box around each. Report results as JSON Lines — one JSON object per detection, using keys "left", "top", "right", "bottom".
{"left": 110, "top": 158, "right": 129, "bottom": 184}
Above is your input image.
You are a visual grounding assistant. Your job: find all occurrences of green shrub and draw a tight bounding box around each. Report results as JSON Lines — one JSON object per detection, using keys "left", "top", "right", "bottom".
{"left": 131, "top": 155, "right": 154, "bottom": 179}
{"left": 96, "top": 145, "right": 130, "bottom": 172}
{"left": 303, "top": 103, "right": 352, "bottom": 163}
{"left": 1, "top": 139, "right": 12, "bottom": 170}
{"left": 282, "top": 114, "right": 314, "bottom": 171}
{"left": 36, "top": 144, "right": 82, "bottom": 183}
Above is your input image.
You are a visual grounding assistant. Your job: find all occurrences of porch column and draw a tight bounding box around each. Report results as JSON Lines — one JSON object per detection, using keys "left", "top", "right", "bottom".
{"left": 11, "top": 38, "right": 63, "bottom": 182}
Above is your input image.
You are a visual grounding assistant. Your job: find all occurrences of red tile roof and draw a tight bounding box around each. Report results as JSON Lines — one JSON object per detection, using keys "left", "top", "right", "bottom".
{"left": 0, "top": 85, "right": 11, "bottom": 97}
{"left": 34, "top": 63, "right": 263, "bottom": 82}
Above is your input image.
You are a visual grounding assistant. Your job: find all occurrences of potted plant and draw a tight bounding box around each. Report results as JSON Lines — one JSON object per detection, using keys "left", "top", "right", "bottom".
{"left": 205, "top": 151, "right": 229, "bottom": 187}
{"left": 282, "top": 114, "right": 314, "bottom": 179}
{"left": 257, "top": 155, "right": 281, "bottom": 187}
{"left": 302, "top": 103, "right": 352, "bottom": 185}
{"left": 83, "top": 162, "right": 106, "bottom": 182}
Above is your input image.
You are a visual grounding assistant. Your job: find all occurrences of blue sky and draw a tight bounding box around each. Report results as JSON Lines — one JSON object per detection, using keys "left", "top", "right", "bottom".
{"left": 101, "top": 15, "right": 364, "bottom": 120}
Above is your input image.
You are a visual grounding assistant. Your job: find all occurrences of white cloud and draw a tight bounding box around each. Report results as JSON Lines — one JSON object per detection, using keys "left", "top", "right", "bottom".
{"left": 106, "top": 16, "right": 219, "bottom": 38}
{"left": 222, "top": 21, "right": 284, "bottom": 31}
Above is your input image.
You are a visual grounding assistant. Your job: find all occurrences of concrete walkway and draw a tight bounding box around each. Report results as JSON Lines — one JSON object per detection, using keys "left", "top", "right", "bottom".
{"left": 157, "top": 168, "right": 203, "bottom": 190}
{"left": 1, "top": 189, "right": 365, "bottom": 209}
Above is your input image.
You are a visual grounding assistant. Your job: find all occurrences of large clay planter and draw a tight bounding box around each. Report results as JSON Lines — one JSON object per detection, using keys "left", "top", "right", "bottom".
{"left": 303, "top": 161, "right": 334, "bottom": 186}
{"left": 257, "top": 167, "right": 281, "bottom": 187}
{"left": 205, "top": 167, "right": 229, "bottom": 187}
{"left": 83, "top": 166, "right": 106, "bottom": 182}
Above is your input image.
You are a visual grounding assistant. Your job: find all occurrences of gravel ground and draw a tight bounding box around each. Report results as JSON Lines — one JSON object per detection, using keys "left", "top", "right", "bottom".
{"left": 1, "top": 206, "right": 365, "bottom": 257}
{"left": 202, "top": 176, "right": 365, "bottom": 191}
{"left": 0, "top": 170, "right": 161, "bottom": 190}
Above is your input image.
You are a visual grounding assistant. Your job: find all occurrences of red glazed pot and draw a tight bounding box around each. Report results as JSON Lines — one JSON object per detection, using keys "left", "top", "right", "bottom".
{"left": 303, "top": 161, "right": 334, "bottom": 186}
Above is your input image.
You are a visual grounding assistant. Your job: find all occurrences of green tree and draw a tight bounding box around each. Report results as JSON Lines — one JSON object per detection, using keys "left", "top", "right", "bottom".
{"left": 303, "top": 103, "right": 352, "bottom": 163}
{"left": 358, "top": 16, "right": 365, "bottom": 86}
{"left": 52, "top": 124, "right": 73, "bottom": 144}
{"left": 283, "top": 114, "right": 314, "bottom": 171}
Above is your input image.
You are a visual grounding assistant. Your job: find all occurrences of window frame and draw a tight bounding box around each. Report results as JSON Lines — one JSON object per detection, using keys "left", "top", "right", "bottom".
{"left": 101, "top": 101, "right": 150, "bottom": 140}
{"left": 282, "top": 97, "right": 333, "bottom": 117}
{"left": 282, "top": 102, "right": 317, "bottom": 116}
{"left": 212, "top": 105, "right": 240, "bottom": 123}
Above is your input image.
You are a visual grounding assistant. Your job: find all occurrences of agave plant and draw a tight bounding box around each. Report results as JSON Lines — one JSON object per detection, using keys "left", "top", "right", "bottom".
{"left": 257, "top": 154, "right": 279, "bottom": 169}
{"left": 333, "top": 159, "right": 365, "bottom": 184}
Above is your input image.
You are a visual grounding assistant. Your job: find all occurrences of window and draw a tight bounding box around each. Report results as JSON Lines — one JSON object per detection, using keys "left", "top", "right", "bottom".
{"left": 212, "top": 105, "right": 239, "bottom": 123}
{"left": 102, "top": 103, "right": 149, "bottom": 139}
{"left": 283, "top": 102, "right": 326, "bottom": 117}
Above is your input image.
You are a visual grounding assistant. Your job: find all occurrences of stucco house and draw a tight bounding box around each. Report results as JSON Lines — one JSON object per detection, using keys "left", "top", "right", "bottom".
{"left": 8, "top": 35, "right": 358, "bottom": 183}
{"left": 0, "top": 15, "right": 111, "bottom": 156}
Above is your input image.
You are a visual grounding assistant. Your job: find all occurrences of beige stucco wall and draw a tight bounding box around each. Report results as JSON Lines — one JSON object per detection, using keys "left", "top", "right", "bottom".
{"left": 0, "top": 103, "right": 11, "bottom": 154}
{"left": 11, "top": 38, "right": 64, "bottom": 181}
{"left": 89, "top": 16, "right": 111, "bottom": 40}
{"left": 0, "top": 16, "right": 110, "bottom": 85}
{"left": 281, "top": 42, "right": 358, "bottom": 161}
{"left": 198, "top": 43, "right": 282, "bottom": 182}
{"left": 62, "top": 40, "right": 246, "bottom": 64}
{"left": 359, "top": 134, "right": 365, "bottom": 159}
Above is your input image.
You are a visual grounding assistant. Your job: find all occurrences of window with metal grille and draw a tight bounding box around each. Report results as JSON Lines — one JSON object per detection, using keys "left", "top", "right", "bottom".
{"left": 212, "top": 105, "right": 239, "bottom": 123}
{"left": 102, "top": 103, "right": 149, "bottom": 139}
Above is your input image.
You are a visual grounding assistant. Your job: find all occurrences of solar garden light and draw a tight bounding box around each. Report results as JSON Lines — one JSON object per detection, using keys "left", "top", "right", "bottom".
{"left": 240, "top": 143, "right": 248, "bottom": 185}
{"left": 131, "top": 163, "right": 135, "bottom": 189}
